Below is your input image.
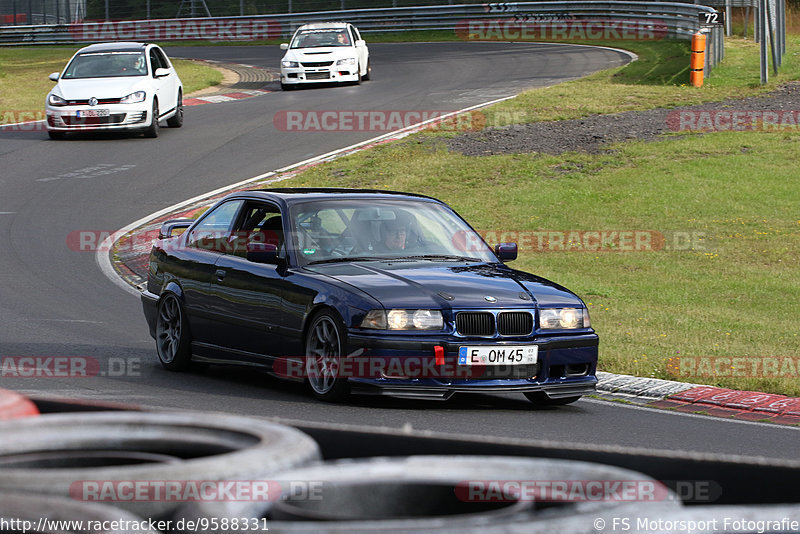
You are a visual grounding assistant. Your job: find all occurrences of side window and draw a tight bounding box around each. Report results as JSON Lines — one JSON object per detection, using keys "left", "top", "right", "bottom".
{"left": 227, "top": 201, "right": 283, "bottom": 258}
{"left": 349, "top": 27, "right": 359, "bottom": 44}
{"left": 154, "top": 48, "right": 171, "bottom": 70}
{"left": 186, "top": 200, "right": 244, "bottom": 253}
{"left": 149, "top": 49, "right": 163, "bottom": 76}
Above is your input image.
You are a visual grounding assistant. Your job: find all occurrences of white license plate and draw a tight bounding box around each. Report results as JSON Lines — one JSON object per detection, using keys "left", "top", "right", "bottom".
{"left": 76, "top": 109, "right": 109, "bottom": 118}
{"left": 458, "top": 345, "right": 538, "bottom": 366}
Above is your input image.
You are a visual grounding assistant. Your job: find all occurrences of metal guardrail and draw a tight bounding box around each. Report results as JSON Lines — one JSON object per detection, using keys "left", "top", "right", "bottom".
{"left": 0, "top": 2, "right": 724, "bottom": 70}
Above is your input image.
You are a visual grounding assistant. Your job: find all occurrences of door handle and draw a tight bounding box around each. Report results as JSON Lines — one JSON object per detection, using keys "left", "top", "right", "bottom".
{"left": 215, "top": 269, "right": 226, "bottom": 282}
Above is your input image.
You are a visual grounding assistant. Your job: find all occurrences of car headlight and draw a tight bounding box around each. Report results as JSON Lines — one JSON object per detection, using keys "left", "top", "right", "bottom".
{"left": 282, "top": 60, "right": 299, "bottom": 68}
{"left": 48, "top": 94, "right": 67, "bottom": 107}
{"left": 336, "top": 58, "right": 357, "bottom": 66}
{"left": 361, "top": 309, "right": 444, "bottom": 330}
{"left": 539, "top": 308, "right": 590, "bottom": 329}
{"left": 120, "top": 91, "right": 146, "bottom": 104}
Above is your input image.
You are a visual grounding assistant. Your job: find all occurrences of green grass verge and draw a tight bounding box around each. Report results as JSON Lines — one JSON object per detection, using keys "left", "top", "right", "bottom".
{"left": 0, "top": 47, "right": 222, "bottom": 123}
{"left": 173, "top": 58, "right": 223, "bottom": 94}
{"left": 482, "top": 37, "right": 800, "bottom": 126}
{"left": 269, "top": 35, "right": 800, "bottom": 397}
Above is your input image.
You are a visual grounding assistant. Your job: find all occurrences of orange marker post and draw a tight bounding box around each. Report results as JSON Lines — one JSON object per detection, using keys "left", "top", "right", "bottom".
{"left": 690, "top": 32, "right": 706, "bottom": 87}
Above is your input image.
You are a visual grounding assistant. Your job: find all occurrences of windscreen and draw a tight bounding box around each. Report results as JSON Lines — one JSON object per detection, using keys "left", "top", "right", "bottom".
{"left": 289, "top": 199, "right": 496, "bottom": 266}
{"left": 62, "top": 51, "right": 147, "bottom": 79}
{"left": 290, "top": 29, "right": 351, "bottom": 48}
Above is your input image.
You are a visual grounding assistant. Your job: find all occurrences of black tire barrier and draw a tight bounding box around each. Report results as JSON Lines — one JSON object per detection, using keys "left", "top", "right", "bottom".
{"left": 179, "top": 455, "right": 682, "bottom": 533}
{"left": 0, "top": 387, "right": 39, "bottom": 420}
{"left": 0, "top": 491, "right": 159, "bottom": 534}
{"left": 0, "top": 411, "right": 321, "bottom": 519}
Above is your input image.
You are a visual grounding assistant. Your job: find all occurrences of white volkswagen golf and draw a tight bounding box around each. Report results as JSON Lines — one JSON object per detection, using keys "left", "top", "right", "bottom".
{"left": 279, "top": 22, "right": 370, "bottom": 90}
{"left": 45, "top": 42, "right": 183, "bottom": 139}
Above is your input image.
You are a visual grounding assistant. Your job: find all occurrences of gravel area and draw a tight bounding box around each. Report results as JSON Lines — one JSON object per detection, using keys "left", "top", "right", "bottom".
{"left": 446, "top": 82, "right": 800, "bottom": 156}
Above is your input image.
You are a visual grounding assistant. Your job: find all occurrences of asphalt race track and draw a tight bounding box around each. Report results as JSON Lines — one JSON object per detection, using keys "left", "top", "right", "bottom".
{"left": 1, "top": 42, "right": 797, "bottom": 460}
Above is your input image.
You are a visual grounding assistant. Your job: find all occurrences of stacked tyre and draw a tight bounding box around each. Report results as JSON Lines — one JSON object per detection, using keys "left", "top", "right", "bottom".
{"left": 179, "top": 455, "right": 683, "bottom": 533}
{"left": 0, "top": 412, "right": 321, "bottom": 519}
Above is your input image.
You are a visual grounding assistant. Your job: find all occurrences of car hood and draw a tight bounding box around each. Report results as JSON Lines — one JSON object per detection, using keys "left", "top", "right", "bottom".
{"left": 52, "top": 77, "right": 149, "bottom": 100}
{"left": 284, "top": 48, "right": 356, "bottom": 62}
{"left": 305, "top": 262, "right": 585, "bottom": 309}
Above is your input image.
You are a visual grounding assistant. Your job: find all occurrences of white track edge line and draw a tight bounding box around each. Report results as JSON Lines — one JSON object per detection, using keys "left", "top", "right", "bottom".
{"left": 96, "top": 94, "right": 517, "bottom": 297}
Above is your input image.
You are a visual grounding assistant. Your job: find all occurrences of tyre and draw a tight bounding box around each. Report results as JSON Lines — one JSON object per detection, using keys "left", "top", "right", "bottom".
{"left": 363, "top": 60, "right": 371, "bottom": 81}
{"left": 0, "top": 388, "right": 39, "bottom": 420}
{"left": 304, "top": 310, "right": 350, "bottom": 402}
{"left": 166, "top": 90, "right": 183, "bottom": 128}
{"left": 0, "top": 491, "right": 159, "bottom": 534}
{"left": 180, "top": 455, "right": 680, "bottom": 533}
{"left": 143, "top": 99, "right": 159, "bottom": 138}
{"left": 524, "top": 391, "right": 582, "bottom": 406}
{"left": 155, "top": 293, "right": 192, "bottom": 371}
{"left": 47, "top": 130, "right": 65, "bottom": 140}
{"left": 355, "top": 63, "right": 362, "bottom": 85}
{"left": 0, "top": 412, "right": 321, "bottom": 518}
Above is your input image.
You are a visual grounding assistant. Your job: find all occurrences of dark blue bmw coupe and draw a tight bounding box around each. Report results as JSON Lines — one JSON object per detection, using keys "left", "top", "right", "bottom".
{"left": 141, "top": 189, "right": 598, "bottom": 404}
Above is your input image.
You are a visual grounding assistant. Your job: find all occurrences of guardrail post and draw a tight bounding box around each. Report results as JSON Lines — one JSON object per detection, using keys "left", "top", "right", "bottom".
{"left": 760, "top": 0, "right": 768, "bottom": 83}
{"left": 725, "top": 0, "right": 732, "bottom": 35}
{"left": 691, "top": 31, "right": 706, "bottom": 87}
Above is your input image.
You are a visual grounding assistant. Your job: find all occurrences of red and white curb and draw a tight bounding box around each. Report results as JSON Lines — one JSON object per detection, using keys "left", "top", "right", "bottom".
{"left": 184, "top": 88, "right": 271, "bottom": 106}
{"left": 598, "top": 372, "right": 800, "bottom": 426}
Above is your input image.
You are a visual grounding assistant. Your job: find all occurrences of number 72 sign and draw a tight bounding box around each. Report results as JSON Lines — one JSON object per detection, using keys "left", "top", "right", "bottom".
{"left": 699, "top": 11, "right": 724, "bottom": 25}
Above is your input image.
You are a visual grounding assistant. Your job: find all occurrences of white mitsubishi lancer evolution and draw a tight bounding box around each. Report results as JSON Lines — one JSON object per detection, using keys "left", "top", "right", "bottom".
{"left": 279, "top": 22, "right": 371, "bottom": 90}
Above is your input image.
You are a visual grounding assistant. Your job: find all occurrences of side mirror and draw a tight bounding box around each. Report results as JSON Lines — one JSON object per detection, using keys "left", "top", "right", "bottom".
{"left": 280, "top": 43, "right": 289, "bottom": 50}
{"left": 247, "top": 242, "right": 278, "bottom": 264}
{"left": 48, "top": 72, "right": 59, "bottom": 81}
{"left": 159, "top": 219, "right": 194, "bottom": 239}
{"left": 495, "top": 242, "right": 518, "bottom": 262}
{"left": 355, "top": 39, "right": 366, "bottom": 47}
{"left": 154, "top": 68, "right": 170, "bottom": 78}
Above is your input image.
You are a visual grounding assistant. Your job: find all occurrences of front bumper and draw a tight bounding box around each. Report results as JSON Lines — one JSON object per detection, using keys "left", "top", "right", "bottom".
{"left": 281, "top": 66, "right": 359, "bottom": 85}
{"left": 343, "top": 331, "right": 599, "bottom": 399}
{"left": 46, "top": 102, "right": 151, "bottom": 132}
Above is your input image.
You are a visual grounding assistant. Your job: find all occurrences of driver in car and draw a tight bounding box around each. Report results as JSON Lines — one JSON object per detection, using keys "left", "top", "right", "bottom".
{"left": 374, "top": 213, "right": 413, "bottom": 252}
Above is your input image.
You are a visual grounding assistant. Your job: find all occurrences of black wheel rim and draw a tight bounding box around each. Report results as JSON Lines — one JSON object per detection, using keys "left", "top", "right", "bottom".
{"left": 156, "top": 297, "right": 181, "bottom": 363}
{"left": 306, "top": 316, "right": 341, "bottom": 394}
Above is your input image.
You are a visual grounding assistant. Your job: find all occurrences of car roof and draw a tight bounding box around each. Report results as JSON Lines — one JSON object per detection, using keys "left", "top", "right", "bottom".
{"left": 227, "top": 188, "right": 439, "bottom": 205}
{"left": 77, "top": 42, "right": 150, "bottom": 54}
{"left": 296, "top": 22, "right": 351, "bottom": 31}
